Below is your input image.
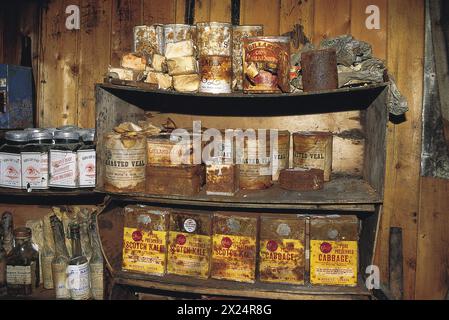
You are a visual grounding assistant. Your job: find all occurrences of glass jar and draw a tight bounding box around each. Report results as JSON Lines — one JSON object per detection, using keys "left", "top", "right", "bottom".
{"left": 49, "top": 131, "right": 80, "bottom": 188}
{"left": 77, "top": 131, "right": 96, "bottom": 188}
{"left": 0, "top": 131, "right": 29, "bottom": 189}
{"left": 6, "top": 227, "right": 40, "bottom": 296}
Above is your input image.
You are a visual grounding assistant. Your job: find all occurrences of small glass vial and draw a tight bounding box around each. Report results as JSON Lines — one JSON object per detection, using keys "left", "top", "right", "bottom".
{"left": 49, "top": 131, "right": 80, "bottom": 188}
{"left": 6, "top": 227, "right": 40, "bottom": 296}
{"left": 21, "top": 131, "right": 53, "bottom": 191}
{"left": 77, "top": 131, "right": 96, "bottom": 188}
{"left": 67, "top": 223, "right": 91, "bottom": 300}
{"left": 0, "top": 131, "right": 29, "bottom": 189}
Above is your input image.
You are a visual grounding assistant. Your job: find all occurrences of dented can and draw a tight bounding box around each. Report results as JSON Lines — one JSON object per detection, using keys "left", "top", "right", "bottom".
{"left": 163, "top": 24, "right": 197, "bottom": 47}
{"left": 199, "top": 55, "right": 232, "bottom": 94}
{"left": 259, "top": 215, "right": 306, "bottom": 285}
{"left": 167, "top": 210, "right": 212, "bottom": 279}
{"left": 196, "top": 22, "right": 232, "bottom": 56}
{"left": 243, "top": 36, "right": 291, "bottom": 93}
{"left": 133, "top": 24, "right": 165, "bottom": 57}
{"left": 232, "top": 25, "right": 264, "bottom": 91}
{"left": 211, "top": 213, "right": 257, "bottom": 283}
{"left": 293, "top": 132, "right": 333, "bottom": 182}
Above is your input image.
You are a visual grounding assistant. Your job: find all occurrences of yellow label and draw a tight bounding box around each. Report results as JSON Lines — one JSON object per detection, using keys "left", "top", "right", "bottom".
{"left": 211, "top": 234, "right": 256, "bottom": 283}
{"left": 167, "top": 232, "right": 211, "bottom": 279}
{"left": 122, "top": 228, "right": 167, "bottom": 276}
{"left": 259, "top": 239, "right": 305, "bottom": 284}
{"left": 310, "top": 240, "right": 358, "bottom": 286}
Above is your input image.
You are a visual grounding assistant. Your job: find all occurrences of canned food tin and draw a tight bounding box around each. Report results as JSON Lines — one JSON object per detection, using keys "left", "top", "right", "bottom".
{"left": 163, "top": 24, "right": 197, "bottom": 48}
{"left": 243, "top": 36, "right": 291, "bottom": 93}
{"left": 232, "top": 25, "right": 264, "bottom": 91}
{"left": 133, "top": 24, "right": 165, "bottom": 56}
{"left": 199, "top": 55, "right": 232, "bottom": 94}
{"left": 271, "top": 130, "right": 290, "bottom": 181}
{"left": 196, "top": 22, "right": 232, "bottom": 56}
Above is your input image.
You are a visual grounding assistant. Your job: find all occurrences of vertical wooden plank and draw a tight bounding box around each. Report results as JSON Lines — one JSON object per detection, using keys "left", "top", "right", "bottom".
{"left": 194, "top": 0, "right": 211, "bottom": 23}
{"left": 39, "top": 0, "right": 80, "bottom": 128}
{"left": 175, "top": 0, "right": 187, "bottom": 23}
{"left": 0, "top": 6, "right": 4, "bottom": 63}
{"left": 77, "top": 0, "right": 112, "bottom": 128}
{"left": 240, "top": 0, "right": 280, "bottom": 36}
{"left": 110, "top": 0, "right": 142, "bottom": 67}
{"left": 210, "top": 0, "right": 232, "bottom": 22}
{"left": 313, "top": 0, "right": 351, "bottom": 46}
{"left": 279, "top": 0, "right": 314, "bottom": 42}
{"left": 142, "top": 0, "right": 176, "bottom": 24}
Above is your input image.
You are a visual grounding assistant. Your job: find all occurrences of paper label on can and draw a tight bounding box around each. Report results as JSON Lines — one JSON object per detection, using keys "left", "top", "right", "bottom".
{"left": 105, "top": 148, "right": 146, "bottom": 189}
{"left": 259, "top": 239, "right": 305, "bottom": 284}
{"left": 6, "top": 264, "right": 33, "bottom": 285}
{"left": 77, "top": 149, "right": 96, "bottom": 187}
{"left": 42, "top": 254, "right": 54, "bottom": 289}
{"left": 53, "top": 263, "right": 70, "bottom": 299}
{"left": 310, "top": 240, "right": 358, "bottom": 286}
{"left": 21, "top": 152, "right": 48, "bottom": 190}
{"left": 167, "top": 232, "right": 211, "bottom": 278}
{"left": 90, "top": 262, "right": 104, "bottom": 300}
{"left": 67, "top": 262, "right": 91, "bottom": 300}
{"left": 211, "top": 234, "right": 256, "bottom": 283}
{"left": 183, "top": 219, "right": 197, "bottom": 233}
{"left": 0, "top": 152, "right": 22, "bottom": 189}
{"left": 122, "top": 228, "right": 167, "bottom": 275}
{"left": 199, "top": 56, "right": 232, "bottom": 94}
{"left": 49, "top": 150, "right": 78, "bottom": 188}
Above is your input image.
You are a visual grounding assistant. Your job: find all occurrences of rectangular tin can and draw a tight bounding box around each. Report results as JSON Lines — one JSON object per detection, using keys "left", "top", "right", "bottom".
{"left": 206, "top": 162, "right": 239, "bottom": 196}
{"left": 146, "top": 164, "right": 204, "bottom": 196}
{"left": 243, "top": 36, "right": 291, "bottom": 93}
{"left": 259, "top": 215, "right": 306, "bottom": 285}
{"left": 167, "top": 210, "right": 212, "bottom": 279}
{"left": 196, "top": 22, "right": 232, "bottom": 56}
{"left": 199, "top": 55, "right": 232, "bottom": 94}
{"left": 211, "top": 212, "right": 258, "bottom": 283}
{"left": 271, "top": 130, "right": 290, "bottom": 181}
{"left": 310, "top": 215, "right": 359, "bottom": 287}
{"left": 133, "top": 24, "right": 165, "bottom": 57}
{"left": 122, "top": 205, "right": 170, "bottom": 276}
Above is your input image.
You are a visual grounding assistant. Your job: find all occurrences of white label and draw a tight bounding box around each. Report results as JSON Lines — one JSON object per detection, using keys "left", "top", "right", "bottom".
{"left": 49, "top": 150, "right": 78, "bottom": 188}
{"left": 183, "top": 218, "right": 197, "bottom": 233}
{"left": 0, "top": 152, "right": 22, "bottom": 189}
{"left": 90, "top": 263, "right": 104, "bottom": 300}
{"left": 7, "top": 265, "right": 32, "bottom": 285}
{"left": 77, "top": 149, "right": 96, "bottom": 187}
{"left": 67, "top": 262, "right": 91, "bottom": 300}
{"left": 21, "top": 152, "right": 49, "bottom": 190}
{"left": 199, "top": 80, "right": 232, "bottom": 94}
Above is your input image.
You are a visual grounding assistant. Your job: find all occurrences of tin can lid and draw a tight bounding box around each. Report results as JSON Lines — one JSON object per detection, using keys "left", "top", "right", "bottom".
{"left": 232, "top": 25, "right": 264, "bottom": 30}
{"left": 30, "top": 131, "right": 53, "bottom": 141}
{"left": 54, "top": 130, "right": 80, "bottom": 141}
{"left": 45, "top": 128, "right": 59, "bottom": 136}
{"left": 81, "top": 131, "right": 95, "bottom": 142}
{"left": 14, "top": 227, "right": 32, "bottom": 240}
{"left": 57, "top": 125, "right": 80, "bottom": 131}
{"left": 5, "top": 130, "right": 29, "bottom": 142}
{"left": 196, "top": 21, "right": 232, "bottom": 27}
{"left": 164, "top": 23, "right": 192, "bottom": 28}
{"left": 76, "top": 128, "right": 91, "bottom": 137}
{"left": 246, "top": 36, "right": 291, "bottom": 43}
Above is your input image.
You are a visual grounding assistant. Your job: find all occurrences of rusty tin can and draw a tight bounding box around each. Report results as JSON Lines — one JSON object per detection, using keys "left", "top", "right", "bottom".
{"left": 271, "top": 130, "right": 290, "bottom": 181}
{"left": 163, "top": 24, "right": 197, "bottom": 48}
{"left": 232, "top": 25, "right": 264, "bottom": 91}
{"left": 243, "top": 36, "right": 291, "bottom": 93}
{"left": 167, "top": 210, "right": 212, "bottom": 279}
{"left": 147, "top": 133, "right": 194, "bottom": 166}
{"left": 146, "top": 164, "right": 204, "bottom": 196}
{"left": 196, "top": 22, "right": 232, "bottom": 56}
{"left": 279, "top": 168, "right": 324, "bottom": 191}
{"left": 104, "top": 133, "right": 147, "bottom": 193}
{"left": 310, "top": 215, "right": 359, "bottom": 287}
{"left": 259, "top": 215, "right": 306, "bottom": 285}
{"left": 206, "top": 161, "right": 239, "bottom": 196}
{"left": 133, "top": 24, "right": 165, "bottom": 57}
{"left": 199, "top": 55, "right": 232, "bottom": 94}
{"left": 122, "top": 205, "right": 170, "bottom": 276}
{"left": 301, "top": 48, "right": 338, "bottom": 92}
{"left": 293, "top": 132, "right": 333, "bottom": 182}
{"left": 211, "top": 213, "right": 258, "bottom": 283}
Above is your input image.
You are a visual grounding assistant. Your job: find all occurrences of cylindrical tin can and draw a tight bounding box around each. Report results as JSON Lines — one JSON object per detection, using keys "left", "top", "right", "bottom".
{"left": 232, "top": 25, "right": 264, "bottom": 91}
{"left": 199, "top": 55, "right": 232, "bottom": 94}
{"left": 243, "top": 36, "right": 291, "bottom": 93}
{"left": 271, "top": 130, "right": 291, "bottom": 181}
{"left": 104, "top": 133, "right": 147, "bottom": 193}
{"left": 301, "top": 48, "right": 338, "bottom": 92}
{"left": 163, "top": 24, "right": 197, "bottom": 47}
{"left": 293, "top": 132, "right": 333, "bottom": 182}
{"left": 133, "top": 24, "right": 165, "bottom": 56}
{"left": 196, "top": 22, "right": 232, "bottom": 56}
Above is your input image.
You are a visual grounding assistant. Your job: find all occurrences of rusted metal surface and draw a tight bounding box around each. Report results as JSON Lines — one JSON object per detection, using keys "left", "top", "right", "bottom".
{"left": 163, "top": 24, "right": 196, "bottom": 47}
{"left": 279, "top": 168, "right": 324, "bottom": 191}
{"left": 133, "top": 25, "right": 164, "bottom": 57}
{"left": 272, "top": 130, "right": 290, "bottom": 181}
{"left": 301, "top": 48, "right": 338, "bottom": 93}
{"left": 196, "top": 22, "right": 232, "bottom": 56}
{"left": 145, "top": 165, "right": 204, "bottom": 196}
{"left": 206, "top": 163, "right": 239, "bottom": 196}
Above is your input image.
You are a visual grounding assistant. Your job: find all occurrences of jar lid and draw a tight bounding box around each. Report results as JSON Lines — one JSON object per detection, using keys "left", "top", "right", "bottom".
{"left": 5, "top": 131, "right": 29, "bottom": 142}
{"left": 30, "top": 131, "right": 53, "bottom": 141}
{"left": 24, "top": 128, "right": 46, "bottom": 134}
{"left": 81, "top": 131, "right": 95, "bottom": 142}
{"left": 54, "top": 130, "right": 80, "bottom": 141}
{"left": 57, "top": 125, "right": 80, "bottom": 131}
{"left": 14, "top": 227, "right": 32, "bottom": 239}
{"left": 45, "top": 128, "right": 59, "bottom": 135}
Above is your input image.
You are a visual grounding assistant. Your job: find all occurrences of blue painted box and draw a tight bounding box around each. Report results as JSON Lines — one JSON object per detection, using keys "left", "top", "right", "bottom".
{"left": 0, "top": 64, "right": 34, "bottom": 129}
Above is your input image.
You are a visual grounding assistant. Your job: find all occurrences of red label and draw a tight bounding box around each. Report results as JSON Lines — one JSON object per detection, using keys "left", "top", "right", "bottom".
{"left": 132, "top": 230, "right": 143, "bottom": 242}
{"left": 266, "top": 240, "right": 278, "bottom": 252}
{"left": 176, "top": 234, "right": 187, "bottom": 246}
{"left": 320, "top": 242, "right": 332, "bottom": 254}
{"left": 221, "top": 237, "right": 232, "bottom": 249}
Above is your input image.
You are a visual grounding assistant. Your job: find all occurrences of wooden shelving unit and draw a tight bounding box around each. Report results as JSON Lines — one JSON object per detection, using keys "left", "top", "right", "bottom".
{"left": 95, "top": 82, "right": 389, "bottom": 300}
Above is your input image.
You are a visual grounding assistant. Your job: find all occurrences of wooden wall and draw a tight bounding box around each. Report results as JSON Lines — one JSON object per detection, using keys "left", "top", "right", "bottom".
{"left": 1, "top": 0, "right": 447, "bottom": 300}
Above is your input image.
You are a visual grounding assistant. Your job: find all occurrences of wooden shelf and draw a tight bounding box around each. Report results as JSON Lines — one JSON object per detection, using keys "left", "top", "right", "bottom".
{"left": 96, "top": 177, "right": 380, "bottom": 212}
{"left": 0, "top": 187, "right": 97, "bottom": 196}
{"left": 0, "top": 286, "right": 55, "bottom": 300}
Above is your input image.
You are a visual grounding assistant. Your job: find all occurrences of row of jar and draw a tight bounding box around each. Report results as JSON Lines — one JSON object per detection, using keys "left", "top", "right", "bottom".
{"left": 122, "top": 205, "right": 360, "bottom": 287}
{"left": 0, "top": 127, "right": 96, "bottom": 190}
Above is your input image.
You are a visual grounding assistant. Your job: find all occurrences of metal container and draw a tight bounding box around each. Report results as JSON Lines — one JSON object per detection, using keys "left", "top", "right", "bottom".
{"left": 243, "top": 36, "right": 291, "bottom": 93}
{"left": 293, "top": 132, "right": 333, "bottom": 182}
{"left": 232, "top": 25, "right": 264, "bottom": 91}
{"left": 133, "top": 24, "right": 165, "bottom": 57}
{"left": 206, "top": 162, "right": 239, "bottom": 196}
{"left": 301, "top": 48, "right": 338, "bottom": 92}
{"left": 163, "top": 24, "right": 196, "bottom": 47}
{"left": 199, "top": 55, "right": 232, "bottom": 94}
{"left": 271, "top": 130, "right": 290, "bottom": 181}
{"left": 279, "top": 168, "right": 324, "bottom": 191}
{"left": 104, "top": 132, "right": 146, "bottom": 193}
{"left": 196, "top": 22, "right": 232, "bottom": 56}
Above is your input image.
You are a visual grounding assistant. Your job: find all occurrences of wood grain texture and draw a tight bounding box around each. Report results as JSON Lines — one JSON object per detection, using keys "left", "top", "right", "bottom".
{"left": 143, "top": 0, "right": 176, "bottom": 24}
{"left": 240, "top": 0, "right": 280, "bottom": 36}
{"left": 194, "top": 0, "right": 211, "bottom": 23}
{"left": 313, "top": 0, "right": 351, "bottom": 46}
{"left": 279, "top": 0, "right": 314, "bottom": 43}
{"left": 210, "top": 0, "right": 232, "bottom": 23}
{"left": 175, "top": 0, "right": 187, "bottom": 23}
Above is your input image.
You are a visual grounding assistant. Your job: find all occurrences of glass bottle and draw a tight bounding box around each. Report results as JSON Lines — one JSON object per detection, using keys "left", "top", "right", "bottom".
{"left": 41, "top": 215, "right": 55, "bottom": 289}
{"left": 76, "top": 207, "right": 92, "bottom": 262}
{"left": 67, "top": 223, "right": 91, "bottom": 300}
{"left": 48, "top": 131, "right": 80, "bottom": 188}
{"left": 0, "top": 131, "right": 29, "bottom": 189}
{"left": 1, "top": 212, "right": 14, "bottom": 256}
{"left": 89, "top": 213, "right": 104, "bottom": 300}
{"left": 77, "top": 131, "right": 96, "bottom": 188}
{"left": 6, "top": 227, "right": 40, "bottom": 296}
{"left": 50, "top": 215, "right": 70, "bottom": 299}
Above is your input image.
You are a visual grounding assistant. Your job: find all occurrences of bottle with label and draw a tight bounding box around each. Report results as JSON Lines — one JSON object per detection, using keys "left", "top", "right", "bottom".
{"left": 1, "top": 212, "right": 14, "bottom": 256}
{"left": 0, "top": 235, "right": 6, "bottom": 296}
{"left": 0, "top": 131, "right": 29, "bottom": 189}
{"left": 77, "top": 131, "right": 96, "bottom": 188}
{"left": 21, "top": 131, "right": 53, "bottom": 191}
{"left": 89, "top": 213, "right": 104, "bottom": 300}
{"left": 77, "top": 208, "right": 92, "bottom": 262}
{"left": 50, "top": 215, "right": 70, "bottom": 299}
{"left": 41, "top": 215, "right": 55, "bottom": 289}
{"left": 49, "top": 131, "right": 80, "bottom": 188}
{"left": 67, "top": 223, "right": 91, "bottom": 300}
{"left": 6, "top": 227, "right": 40, "bottom": 296}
